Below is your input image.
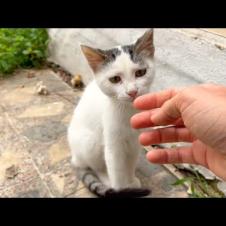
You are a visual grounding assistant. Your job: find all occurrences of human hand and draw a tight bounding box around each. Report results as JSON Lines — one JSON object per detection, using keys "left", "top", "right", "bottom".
{"left": 131, "top": 84, "right": 226, "bottom": 181}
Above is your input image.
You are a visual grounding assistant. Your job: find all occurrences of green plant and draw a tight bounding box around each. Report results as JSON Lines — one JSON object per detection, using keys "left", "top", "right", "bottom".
{"left": 0, "top": 28, "right": 49, "bottom": 76}
{"left": 172, "top": 169, "right": 225, "bottom": 198}
{"left": 172, "top": 177, "right": 205, "bottom": 198}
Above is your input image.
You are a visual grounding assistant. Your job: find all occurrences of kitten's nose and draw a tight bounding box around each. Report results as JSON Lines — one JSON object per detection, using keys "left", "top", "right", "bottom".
{"left": 127, "top": 90, "right": 138, "bottom": 98}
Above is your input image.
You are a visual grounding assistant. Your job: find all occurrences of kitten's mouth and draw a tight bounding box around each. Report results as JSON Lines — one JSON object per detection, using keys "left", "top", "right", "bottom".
{"left": 117, "top": 93, "right": 139, "bottom": 102}
{"left": 124, "top": 95, "right": 138, "bottom": 102}
{"left": 130, "top": 92, "right": 140, "bottom": 101}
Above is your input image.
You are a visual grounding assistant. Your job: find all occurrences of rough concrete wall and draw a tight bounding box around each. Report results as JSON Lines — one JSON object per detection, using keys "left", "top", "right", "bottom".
{"left": 48, "top": 29, "right": 226, "bottom": 90}
{"left": 48, "top": 29, "right": 147, "bottom": 85}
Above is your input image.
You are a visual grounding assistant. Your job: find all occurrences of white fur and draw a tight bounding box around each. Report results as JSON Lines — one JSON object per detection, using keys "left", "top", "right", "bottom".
{"left": 68, "top": 49, "right": 155, "bottom": 190}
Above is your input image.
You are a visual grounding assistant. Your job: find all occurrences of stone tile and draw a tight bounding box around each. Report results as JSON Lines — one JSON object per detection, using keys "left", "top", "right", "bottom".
{"left": 0, "top": 147, "right": 39, "bottom": 189}
{"left": 0, "top": 70, "right": 78, "bottom": 176}
{"left": 69, "top": 187, "right": 95, "bottom": 198}
{"left": 75, "top": 181, "right": 86, "bottom": 191}
{"left": 0, "top": 69, "right": 76, "bottom": 115}
{"left": 17, "top": 110, "right": 73, "bottom": 175}
{"left": 0, "top": 176, "right": 51, "bottom": 197}
{"left": 1, "top": 86, "right": 34, "bottom": 106}
{"left": 43, "top": 161, "right": 79, "bottom": 197}
{"left": 62, "top": 114, "right": 73, "bottom": 124}
{"left": 0, "top": 70, "right": 80, "bottom": 197}
{"left": 23, "top": 120, "right": 67, "bottom": 143}
{"left": 138, "top": 170, "right": 187, "bottom": 198}
{"left": 66, "top": 181, "right": 88, "bottom": 197}
{"left": 0, "top": 114, "right": 40, "bottom": 190}
{"left": 48, "top": 136, "right": 71, "bottom": 166}
{"left": 18, "top": 101, "right": 65, "bottom": 118}
{"left": 23, "top": 132, "right": 71, "bottom": 174}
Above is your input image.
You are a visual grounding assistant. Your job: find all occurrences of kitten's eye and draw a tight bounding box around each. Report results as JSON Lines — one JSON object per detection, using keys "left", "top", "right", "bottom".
{"left": 135, "top": 68, "right": 147, "bottom": 78}
{"left": 109, "top": 76, "right": 121, "bottom": 84}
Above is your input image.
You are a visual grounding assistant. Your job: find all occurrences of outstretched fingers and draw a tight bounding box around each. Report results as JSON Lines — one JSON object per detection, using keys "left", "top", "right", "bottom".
{"left": 146, "top": 146, "right": 197, "bottom": 165}
{"left": 133, "top": 89, "right": 178, "bottom": 110}
{"left": 139, "top": 127, "right": 195, "bottom": 146}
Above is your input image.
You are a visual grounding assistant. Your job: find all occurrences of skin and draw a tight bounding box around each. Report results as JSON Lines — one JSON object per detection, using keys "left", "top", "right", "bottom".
{"left": 130, "top": 84, "right": 226, "bottom": 181}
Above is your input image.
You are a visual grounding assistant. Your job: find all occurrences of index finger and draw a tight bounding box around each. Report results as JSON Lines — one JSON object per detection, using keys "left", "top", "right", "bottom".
{"left": 133, "top": 89, "right": 178, "bottom": 110}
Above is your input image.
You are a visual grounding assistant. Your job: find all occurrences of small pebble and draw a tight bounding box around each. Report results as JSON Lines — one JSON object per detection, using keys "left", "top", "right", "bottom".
{"left": 5, "top": 165, "right": 19, "bottom": 179}
{"left": 35, "top": 81, "right": 49, "bottom": 95}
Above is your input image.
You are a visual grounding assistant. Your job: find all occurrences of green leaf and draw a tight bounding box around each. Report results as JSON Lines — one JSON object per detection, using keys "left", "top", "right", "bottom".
{"left": 172, "top": 177, "right": 192, "bottom": 186}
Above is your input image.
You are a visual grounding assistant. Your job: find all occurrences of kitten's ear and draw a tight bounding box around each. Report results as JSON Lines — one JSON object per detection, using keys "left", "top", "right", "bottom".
{"left": 81, "top": 45, "right": 106, "bottom": 73}
{"left": 134, "top": 29, "right": 154, "bottom": 58}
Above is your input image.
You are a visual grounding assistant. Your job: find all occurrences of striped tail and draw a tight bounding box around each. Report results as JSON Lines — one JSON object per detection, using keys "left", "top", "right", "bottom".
{"left": 77, "top": 168, "right": 151, "bottom": 198}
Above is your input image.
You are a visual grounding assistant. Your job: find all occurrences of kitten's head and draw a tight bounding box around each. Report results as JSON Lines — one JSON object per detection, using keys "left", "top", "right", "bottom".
{"left": 81, "top": 29, "right": 155, "bottom": 102}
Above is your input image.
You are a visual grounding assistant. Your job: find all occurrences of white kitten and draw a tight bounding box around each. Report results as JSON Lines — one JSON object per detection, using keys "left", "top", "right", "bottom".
{"left": 67, "top": 29, "right": 155, "bottom": 197}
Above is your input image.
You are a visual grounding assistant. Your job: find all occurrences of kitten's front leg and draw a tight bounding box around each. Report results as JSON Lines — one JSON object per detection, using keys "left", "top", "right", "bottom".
{"left": 104, "top": 137, "right": 141, "bottom": 190}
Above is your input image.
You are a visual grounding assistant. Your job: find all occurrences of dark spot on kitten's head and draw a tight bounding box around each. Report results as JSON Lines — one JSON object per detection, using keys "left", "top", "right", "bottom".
{"left": 122, "top": 45, "right": 133, "bottom": 58}
{"left": 122, "top": 29, "right": 155, "bottom": 63}
{"left": 122, "top": 44, "right": 142, "bottom": 63}
{"left": 102, "top": 48, "right": 121, "bottom": 64}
